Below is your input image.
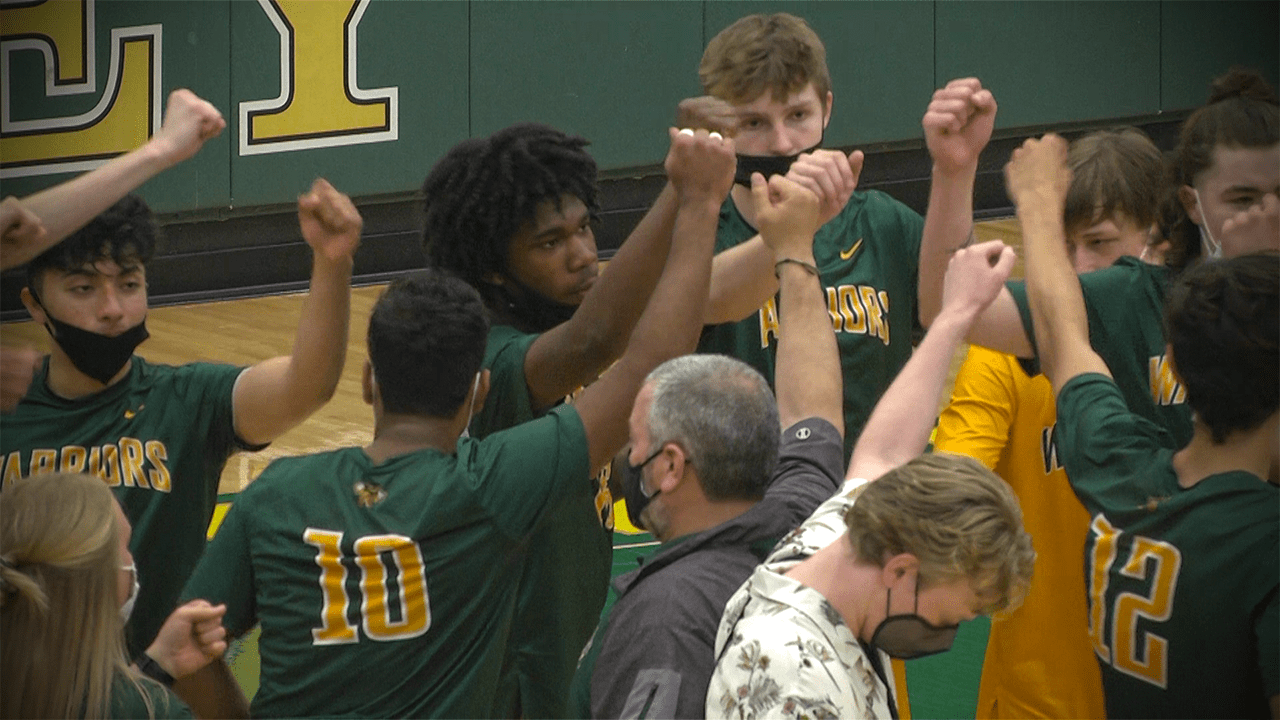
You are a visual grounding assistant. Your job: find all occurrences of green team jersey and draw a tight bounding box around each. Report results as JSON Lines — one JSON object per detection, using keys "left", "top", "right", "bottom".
{"left": 0, "top": 356, "right": 245, "bottom": 657}
{"left": 1007, "top": 257, "right": 1192, "bottom": 449}
{"left": 181, "top": 404, "right": 591, "bottom": 718}
{"left": 697, "top": 190, "right": 924, "bottom": 461}
{"left": 472, "top": 324, "right": 614, "bottom": 719}
{"left": 1057, "top": 373, "right": 1278, "bottom": 718}
{"left": 108, "top": 673, "right": 192, "bottom": 719}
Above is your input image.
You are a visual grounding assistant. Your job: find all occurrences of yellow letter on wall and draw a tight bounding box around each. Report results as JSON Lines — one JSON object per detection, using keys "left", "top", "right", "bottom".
{"left": 240, "top": 0, "right": 397, "bottom": 156}
{"left": 1, "top": 0, "right": 161, "bottom": 179}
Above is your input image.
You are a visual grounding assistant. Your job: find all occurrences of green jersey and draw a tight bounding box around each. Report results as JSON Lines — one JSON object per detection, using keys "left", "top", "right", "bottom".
{"left": 473, "top": 324, "right": 614, "bottom": 719}
{"left": 1057, "top": 373, "right": 1278, "bottom": 718}
{"left": 697, "top": 190, "right": 924, "bottom": 460}
{"left": 0, "top": 356, "right": 245, "bottom": 657}
{"left": 1007, "top": 257, "right": 1192, "bottom": 449}
{"left": 181, "top": 404, "right": 591, "bottom": 718}
{"left": 108, "top": 673, "right": 192, "bottom": 719}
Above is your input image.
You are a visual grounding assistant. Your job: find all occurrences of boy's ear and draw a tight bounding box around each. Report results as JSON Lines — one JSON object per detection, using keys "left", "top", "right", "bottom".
{"left": 822, "top": 91, "right": 834, "bottom": 128}
{"left": 20, "top": 286, "right": 47, "bottom": 326}
{"left": 1177, "top": 185, "right": 1202, "bottom": 225}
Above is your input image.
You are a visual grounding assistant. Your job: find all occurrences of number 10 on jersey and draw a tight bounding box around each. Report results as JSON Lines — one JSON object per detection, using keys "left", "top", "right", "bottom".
{"left": 303, "top": 528, "right": 432, "bottom": 644}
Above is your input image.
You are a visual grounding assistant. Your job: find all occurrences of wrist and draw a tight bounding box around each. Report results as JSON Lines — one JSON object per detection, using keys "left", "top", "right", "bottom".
{"left": 931, "top": 161, "right": 979, "bottom": 183}
{"left": 773, "top": 257, "right": 819, "bottom": 279}
{"left": 675, "top": 193, "right": 724, "bottom": 214}
{"left": 136, "top": 651, "right": 176, "bottom": 687}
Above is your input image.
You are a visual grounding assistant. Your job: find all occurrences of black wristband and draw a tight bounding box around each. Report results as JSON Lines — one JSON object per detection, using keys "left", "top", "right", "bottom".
{"left": 774, "top": 258, "right": 820, "bottom": 279}
{"left": 136, "top": 652, "right": 175, "bottom": 687}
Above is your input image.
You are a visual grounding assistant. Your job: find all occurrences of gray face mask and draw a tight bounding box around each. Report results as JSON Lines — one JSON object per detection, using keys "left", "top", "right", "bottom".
{"left": 120, "top": 562, "right": 140, "bottom": 623}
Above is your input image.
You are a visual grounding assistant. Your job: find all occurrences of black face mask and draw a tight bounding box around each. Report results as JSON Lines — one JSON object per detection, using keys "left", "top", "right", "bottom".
{"left": 493, "top": 274, "right": 578, "bottom": 334}
{"left": 732, "top": 135, "right": 824, "bottom": 187}
{"left": 868, "top": 584, "right": 960, "bottom": 660}
{"left": 43, "top": 313, "right": 149, "bottom": 385}
{"left": 616, "top": 446, "right": 663, "bottom": 531}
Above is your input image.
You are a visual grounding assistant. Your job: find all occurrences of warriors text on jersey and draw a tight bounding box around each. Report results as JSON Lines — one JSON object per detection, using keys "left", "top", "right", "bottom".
{"left": 698, "top": 189, "right": 923, "bottom": 461}
{"left": 1, "top": 356, "right": 246, "bottom": 657}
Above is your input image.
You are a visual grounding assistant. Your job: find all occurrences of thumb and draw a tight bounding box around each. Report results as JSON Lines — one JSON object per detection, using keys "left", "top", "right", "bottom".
{"left": 750, "top": 172, "right": 770, "bottom": 207}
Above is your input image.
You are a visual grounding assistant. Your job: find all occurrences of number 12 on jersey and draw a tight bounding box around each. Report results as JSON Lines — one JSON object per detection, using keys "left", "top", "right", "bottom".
{"left": 1087, "top": 514, "right": 1182, "bottom": 688}
{"left": 303, "top": 528, "right": 432, "bottom": 645}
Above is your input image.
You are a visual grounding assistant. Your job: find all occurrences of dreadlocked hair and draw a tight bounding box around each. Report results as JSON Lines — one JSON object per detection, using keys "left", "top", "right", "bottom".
{"left": 420, "top": 123, "right": 599, "bottom": 304}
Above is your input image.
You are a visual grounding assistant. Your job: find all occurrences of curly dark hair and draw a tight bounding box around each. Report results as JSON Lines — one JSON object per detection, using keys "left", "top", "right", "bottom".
{"left": 367, "top": 268, "right": 490, "bottom": 418}
{"left": 1162, "top": 67, "right": 1279, "bottom": 271}
{"left": 25, "top": 194, "right": 157, "bottom": 294}
{"left": 419, "top": 123, "right": 598, "bottom": 308}
{"left": 1164, "top": 251, "right": 1279, "bottom": 443}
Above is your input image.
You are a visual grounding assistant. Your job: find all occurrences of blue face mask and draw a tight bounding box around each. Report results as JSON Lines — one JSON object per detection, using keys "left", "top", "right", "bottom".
{"left": 616, "top": 446, "right": 663, "bottom": 530}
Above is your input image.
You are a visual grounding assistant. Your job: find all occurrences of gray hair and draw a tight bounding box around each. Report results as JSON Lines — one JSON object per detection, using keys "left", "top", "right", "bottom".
{"left": 644, "top": 354, "right": 779, "bottom": 501}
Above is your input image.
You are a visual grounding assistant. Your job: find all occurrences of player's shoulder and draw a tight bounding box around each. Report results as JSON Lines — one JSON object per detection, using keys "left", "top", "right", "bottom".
{"left": 139, "top": 357, "right": 245, "bottom": 394}
{"left": 1079, "top": 256, "right": 1170, "bottom": 298}
{"left": 244, "top": 447, "right": 365, "bottom": 501}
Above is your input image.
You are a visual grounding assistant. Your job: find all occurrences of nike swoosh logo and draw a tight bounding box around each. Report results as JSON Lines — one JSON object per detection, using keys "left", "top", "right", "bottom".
{"left": 124, "top": 404, "right": 144, "bottom": 420}
{"left": 839, "top": 238, "right": 864, "bottom": 261}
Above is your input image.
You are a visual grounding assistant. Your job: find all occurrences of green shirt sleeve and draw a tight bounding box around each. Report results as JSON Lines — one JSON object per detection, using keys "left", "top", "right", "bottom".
{"left": 1054, "top": 373, "right": 1165, "bottom": 516}
{"left": 1258, "top": 588, "right": 1279, "bottom": 698}
{"left": 468, "top": 403, "right": 591, "bottom": 538}
{"left": 180, "top": 485, "right": 258, "bottom": 638}
{"left": 471, "top": 325, "right": 541, "bottom": 438}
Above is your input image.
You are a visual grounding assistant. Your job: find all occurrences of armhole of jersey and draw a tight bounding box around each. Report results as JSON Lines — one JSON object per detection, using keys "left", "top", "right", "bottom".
{"left": 229, "top": 367, "right": 270, "bottom": 452}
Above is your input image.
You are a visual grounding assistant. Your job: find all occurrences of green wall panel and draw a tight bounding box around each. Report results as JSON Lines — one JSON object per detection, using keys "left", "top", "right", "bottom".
{"left": 1161, "top": 0, "right": 1279, "bottom": 111}
{"left": 705, "top": 1, "right": 936, "bottom": 146}
{"left": 228, "top": 0, "right": 468, "bottom": 207}
{"left": 470, "top": 0, "right": 704, "bottom": 171}
{"left": 937, "top": 1, "right": 1161, "bottom": 128}
{"left": 0, "top": 0, "right": 232, "bottom": 213}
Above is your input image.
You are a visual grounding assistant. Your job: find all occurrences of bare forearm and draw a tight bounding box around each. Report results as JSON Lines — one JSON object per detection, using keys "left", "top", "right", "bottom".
{"left": 171, "top": 660, "right": 249, "bottom": 719}
{"left": 630, "top": 199, "right": 719, "bottom": 365}
{"left": 573, "top": 183, "right": 679, "bottom": 361}
{"left": 284, "top": 255, "right": 352, "bottom": 408}
{"left": 918, "top": 165, "right": 976, "bottom": 327}
{"left": 581, "top": 199, "right": 717, "bottom": 471}
{"left": 775, "top": 263, "right": 842, "bottom": 434}
{"left": 706, "top": 236, "right": 778, "bottom": 324}
{"left": 848, "top": 308, "right": 972, "bottom": 480}
{"left": 1020, "top": 203, "right": 1085, "bottom": 387}
{"left": 15, "top": 143, "right": 171, "bottom": 265}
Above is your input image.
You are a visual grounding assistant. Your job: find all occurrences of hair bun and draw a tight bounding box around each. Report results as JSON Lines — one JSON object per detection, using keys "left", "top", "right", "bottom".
{"left": 1209, "top": 67, "right": 1279, "bottom": 106}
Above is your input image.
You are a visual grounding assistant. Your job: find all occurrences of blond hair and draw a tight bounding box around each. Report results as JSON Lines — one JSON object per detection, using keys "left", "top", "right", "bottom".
{"left": 699, "top": 13, "right": 831, "bottom": 108}
{"left": 844, "top": 453, "right": 1036, "bottom": 615}
{"left": 0, "top": 473, "right": 155, "bottom": 719}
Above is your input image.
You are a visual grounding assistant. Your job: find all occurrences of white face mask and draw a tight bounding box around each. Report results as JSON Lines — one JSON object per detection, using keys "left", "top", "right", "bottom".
{"left": 120, "top": 562, "right": 140, "bottom": 623}
{"left": 459, "top": 372, "right": 481, "bottom": 439}
{"left": 1193, "top": 188, "right": 1222, "bottom": 259}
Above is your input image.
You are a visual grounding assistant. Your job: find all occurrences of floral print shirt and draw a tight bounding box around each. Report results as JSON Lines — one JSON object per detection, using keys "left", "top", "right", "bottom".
{"left": 705, "top": 477, "right": 896, "bottom": 719}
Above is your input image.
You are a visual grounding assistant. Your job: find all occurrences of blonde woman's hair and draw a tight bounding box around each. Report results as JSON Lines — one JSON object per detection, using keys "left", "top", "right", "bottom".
{"left": 844, "top": 453, "right": 1036, "bottom": 615}
{"left": 0, "top": 473, "right": 155, "bottom": 719}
